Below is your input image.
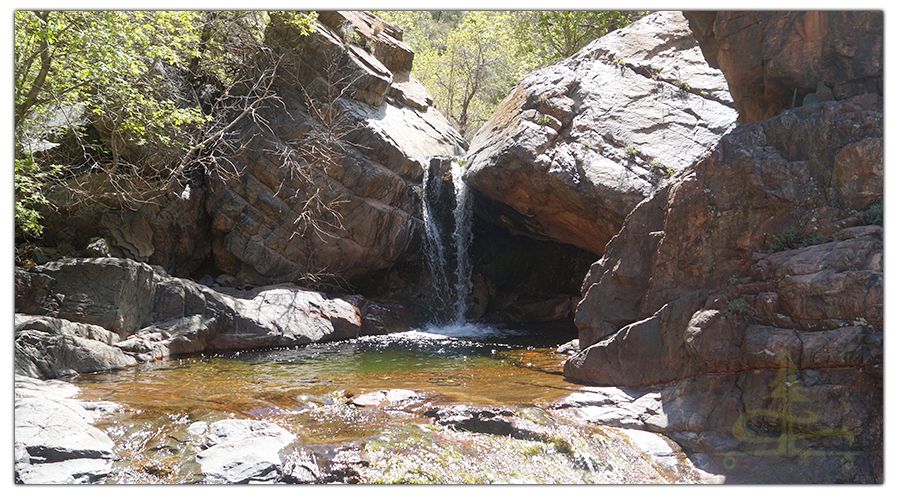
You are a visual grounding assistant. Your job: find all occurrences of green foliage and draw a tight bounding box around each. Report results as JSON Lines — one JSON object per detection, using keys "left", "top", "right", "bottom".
{"left": 766, "top": 227, "right": 800, "bottom": 253}
{"left": 726, "top": 297, "right": 750, "bottom": 316}
{"left": 13, "top": 10, "right": 320, "bottom": 238}
{"left": 799, "top": 231, "right": 828, "bottom": 247}
{"left": 377, "top": 11, "right": 647, "bottom": 139}
{"left": 802, "top": 81, "right": 828, "bottom": 106}
{"left": 379, "top": 11, "right": 531, "bottom": 140}
{"left": 15, "top": 11, "right": 210, "bottom": 148}
{"left": 513, "top": 11, "right": 648, "bottom": 66}
{"left": 649, "top": 159, "right": 674, "bottom": 176}
{"left": 276, "top": 11, "right": 317, "bottom": 36}
{"left": 14, "top": 157, "right": 60, "bottom": 237}
{"left": 766, "top": 226, "right": 830, "bottom": 253}
{"left": 861, "top": 200, "right": 883, "bottom": 226}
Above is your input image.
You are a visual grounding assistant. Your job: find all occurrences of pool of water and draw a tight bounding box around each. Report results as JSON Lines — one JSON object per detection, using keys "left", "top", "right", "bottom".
{"left": 76, "top": 322, "right": 578, "bottom": 412}
{"left": 72, "top": 324, "right": 584, "bottom": 472}
{"left": 65, "top": 323, "right": 702, "bottom": 484}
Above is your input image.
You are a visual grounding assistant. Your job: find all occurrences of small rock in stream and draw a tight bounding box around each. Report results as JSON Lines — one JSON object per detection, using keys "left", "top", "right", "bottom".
{"left": 351, "top": 389, "right": 422, "bottom": 408}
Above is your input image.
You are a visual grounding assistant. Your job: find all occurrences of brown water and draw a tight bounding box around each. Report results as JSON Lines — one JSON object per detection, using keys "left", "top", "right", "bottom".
{"left": 71, "top": 324, "right": 629, "bottom": 482}
{"left": 76, "top": 324, "right": 579, "bottom": 417}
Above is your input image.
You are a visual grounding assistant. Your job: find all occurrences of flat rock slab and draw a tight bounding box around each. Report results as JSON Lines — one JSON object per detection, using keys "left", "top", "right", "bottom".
{"left": 15, "top": 376, "right": 118, "bottom": 484}
{"left": 196, "top": 419, "right": 297, "bottom": 484}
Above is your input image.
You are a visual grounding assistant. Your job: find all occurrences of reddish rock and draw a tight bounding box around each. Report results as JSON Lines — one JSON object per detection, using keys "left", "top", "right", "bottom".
{"left": 684, "top": 11, "right": 883, "bottom": 123}
{"left": 565, "top": 93, "right": 882, "bottom": 483}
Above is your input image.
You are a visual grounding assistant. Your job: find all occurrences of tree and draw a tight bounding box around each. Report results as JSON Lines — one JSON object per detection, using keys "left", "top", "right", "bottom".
{"left": 13, "top": 10, "right": 316, "bottom": 238}
{"left": 380, "top": 11, "right": 532, "bottom": 140}
{"left": 376, "top": 11, "right": 647, "bottom": 141}
{"left": 514, "top": 11, "right": 649, "bottom": 66}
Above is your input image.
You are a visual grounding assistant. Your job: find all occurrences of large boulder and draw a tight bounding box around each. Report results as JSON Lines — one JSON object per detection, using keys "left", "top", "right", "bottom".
{"left": 15, "top": 315, "right": 137, "bottom": 379}
{"left": 204, "top": 12, "right": 466, "bottom": 287}
{"left": 15, "top": 258, "right": 158, "bottom": 334}
{"left": 14, "top": 258, "right": 373, "bottom": 378}
{"left": 30, "top": 11, "right": 464, "bottom": 286}
{"left": 565, "top": 94, "right": 883, "bottom": 483}
{"left": 464, "top": 11, "right": 738, "bottom": 255}
{"left": 684, "top": 11, "right": 883, "bottom": 123}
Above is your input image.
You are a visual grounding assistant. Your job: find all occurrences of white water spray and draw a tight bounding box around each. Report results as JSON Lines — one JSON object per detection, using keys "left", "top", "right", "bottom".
{"left": 421, "top": 158, "right": 474, "bottom": 326}
{"left": 449, "top": 160, "right": 474, "bottom": 324}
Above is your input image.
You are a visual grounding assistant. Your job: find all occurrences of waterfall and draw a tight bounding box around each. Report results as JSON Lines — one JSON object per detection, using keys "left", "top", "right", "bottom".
{"left": 449, "top": 160, "right": 474, "bottom": 323}
{"left": 421, "top": 158, "right": 474, "bottom": 326}
{"left": 421, "top": 162, "right": 452, "bottom": 315}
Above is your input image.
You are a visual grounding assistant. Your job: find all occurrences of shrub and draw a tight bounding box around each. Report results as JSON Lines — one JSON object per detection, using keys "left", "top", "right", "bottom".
{"left": 861, "top": 201, "right": 883, "bottom": 226}
{"left": 766, "top": 227, "right": 800, "bottom": 253}
{"left": 727, "top": 297, "right": 750, "bottom": 316}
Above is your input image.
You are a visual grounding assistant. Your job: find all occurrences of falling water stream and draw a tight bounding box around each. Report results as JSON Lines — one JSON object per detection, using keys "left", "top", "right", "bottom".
{"left": 421, "top": 158, "right": 474, "bottom": 325}
{"left": 63, "top": 157, "right": 696, "bottom": 484}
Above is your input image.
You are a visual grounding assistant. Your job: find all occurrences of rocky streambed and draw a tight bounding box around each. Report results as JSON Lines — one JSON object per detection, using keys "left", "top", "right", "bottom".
{"left": 15, "top": 326, "right": 713, "bottom": 484}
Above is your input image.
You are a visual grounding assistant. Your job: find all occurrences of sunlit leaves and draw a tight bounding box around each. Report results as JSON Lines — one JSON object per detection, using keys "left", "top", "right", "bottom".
{"left": 519, "top": 11, "right": 647, "bottom": 64}
{"left": 373, "top": 11, "right": 646, "bottom": 140}
{"left": 379, "top": 11, "right": 529, "bottom": 140}
{"left": 275, "top": 11, "right": 318, "bottom": 36}
{"left": 12, "top": 10, "right": 267, "bottom": 237}
{"left": 14, "top": 157, "right": 61, "bottom": 237}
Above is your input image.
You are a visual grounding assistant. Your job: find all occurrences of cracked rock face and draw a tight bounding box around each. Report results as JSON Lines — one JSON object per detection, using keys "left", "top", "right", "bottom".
{"left": 565, "top": 93, "right": 883, "bottom": 483}
{"left": 684, "top": 11, "right": 883, "bottom": 124}
{"left": 204, "top": 12, "right": 466, "bottom": 286}
{"left": 464, "top": 11, "right": 738, "bottom": 255}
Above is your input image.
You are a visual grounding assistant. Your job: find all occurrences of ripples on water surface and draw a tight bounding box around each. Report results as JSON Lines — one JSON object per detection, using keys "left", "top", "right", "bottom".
{"left": 76, "top": 323, "right": 578, "bottom": 443}
{"left": 69, "top": 323, "right": 701, "bottom": 484}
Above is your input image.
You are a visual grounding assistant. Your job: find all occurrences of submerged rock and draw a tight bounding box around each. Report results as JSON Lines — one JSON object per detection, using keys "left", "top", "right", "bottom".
{"left": 351, "top": 389, "right": 422, "bottom": 408}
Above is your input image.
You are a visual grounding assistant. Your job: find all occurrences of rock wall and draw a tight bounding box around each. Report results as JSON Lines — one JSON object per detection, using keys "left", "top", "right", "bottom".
{"left": 684, "top": 11, "right": 883, "bottom": 123}
{"left": 556, "top": 11, "right": 883, "bottom": 482}
{"left": 30, "top": 11, "right": 466, "bottom": 289}
{"left": 464, "top": 11, "right": 738, "bottom": 256}
{"left": 204, "top": 12, "right": 466, "bottom": 287}
{"left": 565, "top": 91, "right": 883, "bottom": 482}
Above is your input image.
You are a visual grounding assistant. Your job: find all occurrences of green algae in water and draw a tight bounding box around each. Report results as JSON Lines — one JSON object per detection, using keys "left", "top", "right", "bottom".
{"left": 355, "top": 420, "right": 674, "bottom": 484}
